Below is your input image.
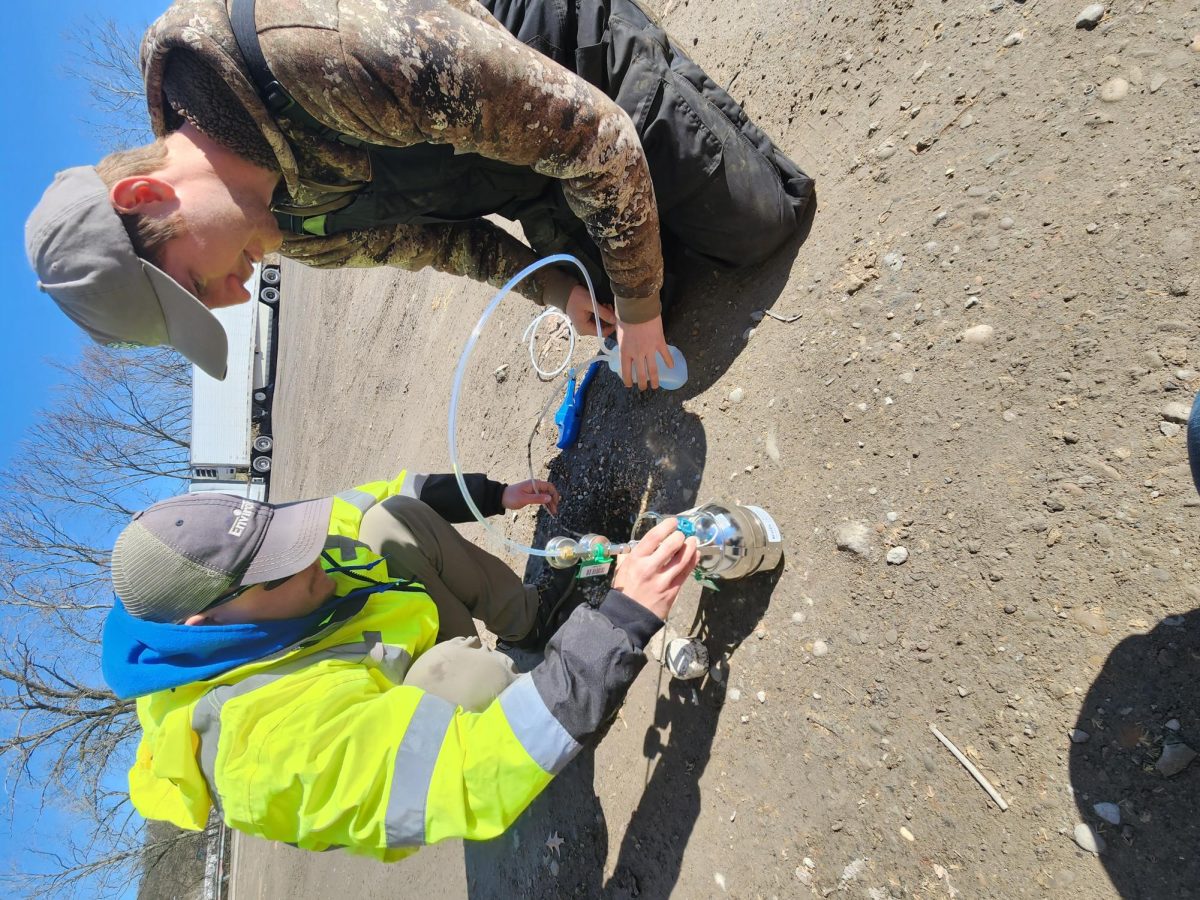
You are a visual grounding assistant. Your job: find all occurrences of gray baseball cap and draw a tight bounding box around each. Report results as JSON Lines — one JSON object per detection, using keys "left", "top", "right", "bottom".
{"left": 25, "top": 165, "right": 229, "bottom": 380}
{"left": 112, "top": 492, "right": 334, "bottom": 622}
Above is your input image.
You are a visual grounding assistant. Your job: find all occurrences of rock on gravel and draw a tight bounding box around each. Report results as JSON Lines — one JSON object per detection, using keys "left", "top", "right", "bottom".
{"left": 1070, "top": 608, "right": 1110, "bottom": 635}
{"left": 1156, "top": 741, "right": 1197, "bottom": 777}
{"left": 1093, "top": 802, "right": 1121, "bottom": 825}
{"left": 1073, "top": 823, "right": 1105, "bottom": 854}
{"left": 1161, "top": 402, "right": 1191, "bottom": 423}
{"left": 962, "top": 324, "right": 995, "bottom": 344}
{"left": 835, "top": 521, "right": 872, "bottom": 556}
{"left": 886, "top": 546, "right": 910, "bottom": 565}
{"left": 1099, "top": 78, "right": 1129, "bottom": 102}
{"left": 1069, "top": 729, "right": 1091, "bottom": 743}
{"left": 1075, "top": 5, "right": 1104, "bottom": 29}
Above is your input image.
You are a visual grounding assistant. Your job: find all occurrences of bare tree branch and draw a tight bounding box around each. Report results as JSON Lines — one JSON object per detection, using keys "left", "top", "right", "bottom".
{"left": 61, "top": 15, "right": 153, "bottom": 151}
{"left": 0, "top": 342, "right": 193, "bottom": 895}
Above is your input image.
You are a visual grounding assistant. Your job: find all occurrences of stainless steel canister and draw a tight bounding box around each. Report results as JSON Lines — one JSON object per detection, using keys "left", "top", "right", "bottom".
{"left": 635, "top": 502, "right": 783, "bottom": 580}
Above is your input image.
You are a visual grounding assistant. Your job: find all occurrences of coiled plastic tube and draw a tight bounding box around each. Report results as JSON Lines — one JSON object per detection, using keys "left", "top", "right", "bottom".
{"left": 448, "top": 254, "right": 600, "bottom": 557}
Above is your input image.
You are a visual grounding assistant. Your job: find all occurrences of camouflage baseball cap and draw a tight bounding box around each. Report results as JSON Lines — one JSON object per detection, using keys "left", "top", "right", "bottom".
{"left": 112, "top": 493, "right": 333, "bottom": 623}
{"left": 25, "top": 165, "right": 229, "bottom": 380}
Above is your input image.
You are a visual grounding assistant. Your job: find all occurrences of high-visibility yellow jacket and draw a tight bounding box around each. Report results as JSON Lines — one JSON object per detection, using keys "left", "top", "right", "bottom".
{"left": 126, "top": 473, "right": 660, "bottom": 860}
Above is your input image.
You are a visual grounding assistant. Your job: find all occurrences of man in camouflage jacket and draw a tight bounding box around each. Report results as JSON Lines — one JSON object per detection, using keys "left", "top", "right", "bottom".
{"left": 27, "top": 0, "right": 812, "bottom": 388}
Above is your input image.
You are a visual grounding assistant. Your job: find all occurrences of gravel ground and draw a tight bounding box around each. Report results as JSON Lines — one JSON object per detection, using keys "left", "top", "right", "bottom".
{"left": 233, "top": 2, "right": 1200, "bottom": 897}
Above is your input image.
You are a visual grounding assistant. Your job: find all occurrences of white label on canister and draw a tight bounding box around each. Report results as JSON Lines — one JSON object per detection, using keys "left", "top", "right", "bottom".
{"left": 743, "top": 505, "right": 782, "bottom": 543}
{"left": 577, "top": 562, "right": 612, "bottom": 579}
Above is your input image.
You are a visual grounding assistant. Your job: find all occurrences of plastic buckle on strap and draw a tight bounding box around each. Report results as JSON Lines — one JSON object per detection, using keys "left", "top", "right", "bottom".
{"left": 264, "top": 81, "right": 295, "bottom": 115}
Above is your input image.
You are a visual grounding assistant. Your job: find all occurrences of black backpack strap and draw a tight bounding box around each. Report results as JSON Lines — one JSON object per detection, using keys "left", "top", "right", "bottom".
{"left": 230, "top": 0, "right": 295, "bottom": 116}
{"left": 229, "top": 0, "right": 364, "bottom": 147}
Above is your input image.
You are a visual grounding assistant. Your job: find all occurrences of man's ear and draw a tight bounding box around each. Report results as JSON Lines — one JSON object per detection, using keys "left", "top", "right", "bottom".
{"left": 110, "top": 176, "right": 177, "bottom": 214}
{"left": 182, "top": 613, "right": 211, "bottom": 627}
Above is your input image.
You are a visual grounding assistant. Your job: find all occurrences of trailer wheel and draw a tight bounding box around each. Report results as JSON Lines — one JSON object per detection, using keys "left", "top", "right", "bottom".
{"left": 260, "top": 266, "right": 281, "bottom": 285}
{"left": 252, "top": 455, "right": 273, "bottom": 473}
{"left": 253, "top": 388, "right": 272, "bottom": 405}
{"left": 259, "top": 286, "right": 280, "bottom": 306}
{"left": 253, "top": 435, "right": 274, "bottom": 454}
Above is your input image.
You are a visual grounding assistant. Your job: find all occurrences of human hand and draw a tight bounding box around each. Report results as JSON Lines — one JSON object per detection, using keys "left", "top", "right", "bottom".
{"left": 565, "top": 285, "right": 616, "bottom": 338}
{"left": 501, "top": 479, "right": 560, "bottom": 516}
{"left": 615, "top": 316, "right": 671, "bottom": 390}
{"left": 611, "top": 518, "right": 699, "bottom": 620}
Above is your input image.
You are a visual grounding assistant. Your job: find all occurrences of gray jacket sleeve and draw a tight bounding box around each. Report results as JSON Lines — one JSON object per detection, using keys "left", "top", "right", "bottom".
{"left": 529, "top": 590, "right": 662, "bottom": 743}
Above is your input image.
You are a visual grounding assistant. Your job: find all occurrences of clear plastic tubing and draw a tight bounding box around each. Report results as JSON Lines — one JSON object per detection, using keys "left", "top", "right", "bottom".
{"left": 449, "top": 253, "right": 601, "bottom": 558}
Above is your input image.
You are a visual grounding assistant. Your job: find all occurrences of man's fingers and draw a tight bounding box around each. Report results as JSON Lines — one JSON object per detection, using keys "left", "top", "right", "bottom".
{"left": 632, "top": 517, "right": 677, "bottom": 555}
{"left": 647, "top": 353, "right": 660, "bottom": 390}
{"left": 650, "top": 529, "right": 686, "bottom": 561}
{"left": 677, "top": 537, "right": 701, "bottom": 572}
{"left": 663, "top": 540, "right": 700, "bottom": 586}
{"left": 621, "top": 353, "right": 634, "bottom": 389}
{"left": 659, "top": 534, "right": 695, "bottom": 570}
{"left": 631, "top": 353, "right": 649, "bottom": 390}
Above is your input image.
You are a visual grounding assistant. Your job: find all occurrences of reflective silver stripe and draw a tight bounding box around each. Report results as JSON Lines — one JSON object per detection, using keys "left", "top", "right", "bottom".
{"left": 323, "top": 534, "right": 369, "bottom": 558}
{"left": 191, "top": 641, "right": 409, "bottom": 809}
{"left": 385, "top": 692, "right": 455, "bottom": 847}
{"left": 364, "top": 631, "right": 413, "bottom": 683}
{"left": 335, "top": 488, "right": 379, "bottom": 513}
{"left": 192, "top": 671, "right": 288, "bottom": 813}
{"left": 497, "top": 674, "right": 581, "bottom": 776}
{"left": 192, "top": 689, "right": 228, "bottom": 814}
{"left": 399, "top": 473, "right": 427, "bottom": 499}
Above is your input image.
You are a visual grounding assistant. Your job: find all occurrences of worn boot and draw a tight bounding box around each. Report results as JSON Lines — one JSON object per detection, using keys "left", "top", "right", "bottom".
{"left": 503, "top": 565, "right": 584, "bottom": 653}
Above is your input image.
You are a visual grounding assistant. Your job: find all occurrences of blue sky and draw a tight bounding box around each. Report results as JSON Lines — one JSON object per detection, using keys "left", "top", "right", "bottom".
{"left": 1, "top": 3, "right": 168, "bottom": 892}
{"left": 2, "top": 2, "right": 165, "bottom": 470}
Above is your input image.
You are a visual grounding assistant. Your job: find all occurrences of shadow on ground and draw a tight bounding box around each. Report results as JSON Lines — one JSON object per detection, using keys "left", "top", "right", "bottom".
{"left": 669, "top": 204, "right": 814, "bottom": 401}
{"left": 462, "top": 235, "right": 800, "bottom": 896}
{"left": 605, "top": 567, "right": 779, "bottom": 899}
{"left": 463, "top": 567, "right": 780, "bottom": 900}
{"left": 1069, "top": 607, "right": 1200, "bottom": 899}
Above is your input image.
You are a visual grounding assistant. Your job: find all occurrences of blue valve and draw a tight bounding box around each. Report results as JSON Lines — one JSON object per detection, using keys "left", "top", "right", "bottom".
{"left": 554, "top": 359, "right": 604, "bottom": 449}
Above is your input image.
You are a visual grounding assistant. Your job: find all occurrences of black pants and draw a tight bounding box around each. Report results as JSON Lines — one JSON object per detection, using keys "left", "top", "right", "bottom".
{"left": 486, "top": 0, "right": 815, "bottom": 293}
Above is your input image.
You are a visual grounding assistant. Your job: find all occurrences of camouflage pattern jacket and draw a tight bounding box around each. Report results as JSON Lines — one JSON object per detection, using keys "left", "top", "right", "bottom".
{"left": 141, "top": 0, "right": 664, "bottom": 322}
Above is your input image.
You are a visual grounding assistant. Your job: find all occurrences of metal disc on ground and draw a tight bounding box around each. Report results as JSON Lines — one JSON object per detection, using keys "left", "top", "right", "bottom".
{"left": 666, "top": 637, "right": 709, "bottom": 680}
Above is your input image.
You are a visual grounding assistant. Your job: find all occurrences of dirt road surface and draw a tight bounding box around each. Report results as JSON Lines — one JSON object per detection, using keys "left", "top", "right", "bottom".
{"left": 231, "top": 1, "right": 1199, "bottom": 897}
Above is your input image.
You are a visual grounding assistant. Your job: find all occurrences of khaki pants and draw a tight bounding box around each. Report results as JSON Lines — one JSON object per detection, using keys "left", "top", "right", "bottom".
{"left": 402, "top": 635, "right": 520, "bottom": 712}
{"left": 358, "top": 496, "right": 534, "bottom": 709}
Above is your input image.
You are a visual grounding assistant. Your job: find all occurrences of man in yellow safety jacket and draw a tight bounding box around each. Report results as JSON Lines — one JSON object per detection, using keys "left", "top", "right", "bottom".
{"left": 102, "top": 469, "right": 697, "bottom": 858}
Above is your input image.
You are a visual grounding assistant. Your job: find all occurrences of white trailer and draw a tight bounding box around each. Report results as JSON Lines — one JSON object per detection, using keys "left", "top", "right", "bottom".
{"left": 188, "top": 263, "right": 280, "bottom": 501}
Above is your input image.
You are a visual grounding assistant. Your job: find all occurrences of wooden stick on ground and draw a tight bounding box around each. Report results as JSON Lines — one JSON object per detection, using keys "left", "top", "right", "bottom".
{"left": 929, "top": 724, "right": 1009, "bottom": 811}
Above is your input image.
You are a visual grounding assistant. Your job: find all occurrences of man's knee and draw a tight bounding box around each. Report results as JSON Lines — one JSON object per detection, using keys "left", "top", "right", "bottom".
{"left": 665, "top": 176, "right": 798, "bottom": 268}
{"left": 360, "top": 496, "right": 439, "bottom": 563}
